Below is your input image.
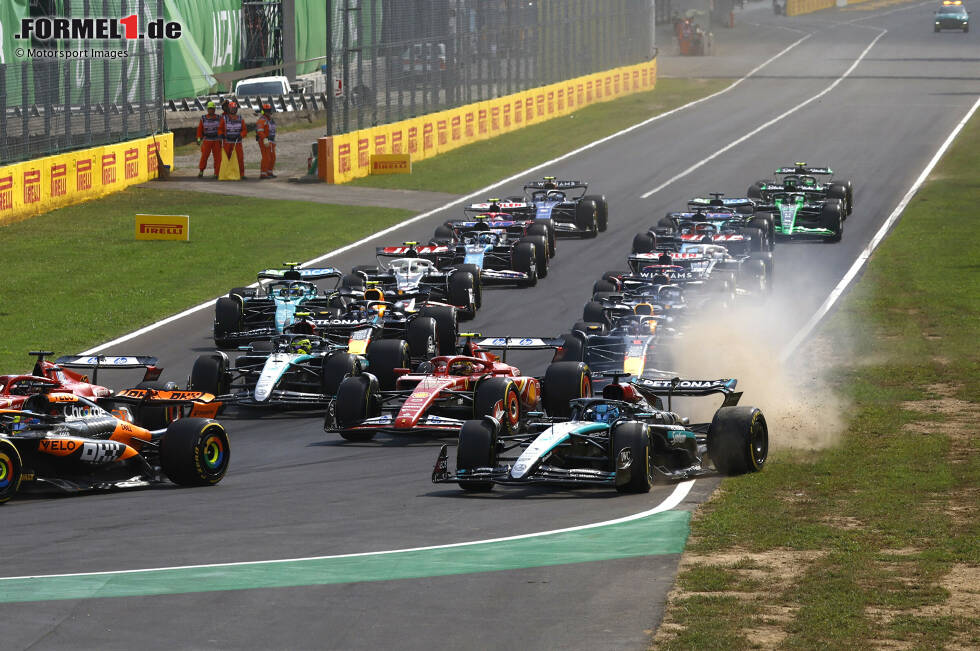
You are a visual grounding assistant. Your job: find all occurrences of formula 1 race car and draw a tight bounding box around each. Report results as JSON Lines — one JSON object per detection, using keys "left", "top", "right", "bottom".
{"left": 556, "top": 317, "right": 674, "bottom": 388}
{"left": 519, "top": 177, "right": 609, "bottom": 238}
{"left": 189, "top": 333, "right": 410, "bottom": 409}
{"left": 428, "top": 213, "right": 549, "bottom": 287}
{"left": 213, "top": 264, "right": 345, "bottom": 348}
{"left": 432, "top": 373, "right": 768, "bottom": 493}
{"left": 934, "top": 0, "right": 969, "bottom": 31}
{"left": 324, "top": 335, "right": 593, "bottom": 441}
{"left": 0, "top": 392, "right": 230, "bottom": 503}
{"left": 641, "top": 194, "right": 773, "bottom": 253}
{"left": 345, "top": 245, "right": 479, "bottom": 320}
{"left": 747, "top": 163, "right": 853, "bottom": 216}
{"left": 754, "top": 191, "right": 844, "bottom": 243}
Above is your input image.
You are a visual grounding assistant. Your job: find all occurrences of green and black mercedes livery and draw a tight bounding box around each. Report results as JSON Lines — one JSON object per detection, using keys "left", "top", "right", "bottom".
{"left": 755, "top": 192, "right": 844, "bottom": 243}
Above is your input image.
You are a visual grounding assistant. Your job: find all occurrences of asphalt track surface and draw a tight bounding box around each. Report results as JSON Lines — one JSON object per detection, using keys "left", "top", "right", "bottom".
{"left": 5, "top": 4, "right": 979, "bottom": 649}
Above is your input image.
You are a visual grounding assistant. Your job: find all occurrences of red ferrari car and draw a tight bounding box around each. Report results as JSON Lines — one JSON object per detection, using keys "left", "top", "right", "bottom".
{"left": 324, "top": 336, "right": 592, "bottom": 441}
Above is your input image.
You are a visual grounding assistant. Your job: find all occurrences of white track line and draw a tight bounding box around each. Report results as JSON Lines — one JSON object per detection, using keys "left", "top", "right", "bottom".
{"left": 640, "top": 27, "right": 887, "bottom": 199}
{"left": 780, "top": 93, "right": 980, "bottom": 362}
{"left": 0, "top": 480, "right": 695, "bottom": 581}
{"left": 81, "top": 34, "right": 810, "bottom": 355}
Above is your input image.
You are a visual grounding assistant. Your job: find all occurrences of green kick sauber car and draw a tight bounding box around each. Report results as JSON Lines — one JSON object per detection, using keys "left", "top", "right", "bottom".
{"left": 757, "top": 192, "right": 844, "bottom": 243}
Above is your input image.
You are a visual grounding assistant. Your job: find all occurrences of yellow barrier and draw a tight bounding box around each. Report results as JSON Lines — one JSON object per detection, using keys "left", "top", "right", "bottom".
{"left": 0, "top": 133, "right": 175, "bottom": 227}
{"left": 786, "top": 0, "right": 836, "bottom": 15}
{"left": 320, "top": 59, "right": 658, "bottom": 184}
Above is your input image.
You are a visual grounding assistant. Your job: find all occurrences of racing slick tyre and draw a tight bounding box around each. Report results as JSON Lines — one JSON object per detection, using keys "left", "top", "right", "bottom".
{"left": 457, "top": 264, "right": 483, "bottom": 308}
{"left": 572, "top": 321, "right": 608, "bottom": 336}
{"left": 513, "top": 242, "right": 538, "bottom": 287}
{"left": 602, "top": 270, "right": 628, "bottom": 284}
{"left": 582, "top": 301, "right": 609, "bottom": 327}
{"left": 593, "top": 278, "right": 618, "bottom": 293}
{"left": 340, "top": 273, "right": 366, "bottom": 291}
{"left": 365, "top": 339, "right": 411, "bottom": 390}
{"left": 820, "top": 199, "right": 844, "bottom": 243}
{"left": 135, "top": 380, "right": 180, "bottom": 430}
{"left": 407, "top": 316, "right": 440, "bottom": 360}
{"left": 448, "top": 271, "right": 478, "bottom": 320}
{"left": 0, "top": 438, "right": 23, "bottom": 504}
{"left": 558, "top": 331, "right": 587, "bottom": 363}
{"left": 527, "top": 220, "right": 557, "bottom": 258}
{"left": 747, "top": 180, "right": 768, "bottom": 199}
{"left": 542, "top": 361, "right": 592, "bottom": 418}
{"left": 657, "top": 216, "right": 677, "bottom": 232}
{"left": 334, "top": 374, "right": 382, "bottom": 440}
{"left": 228, "top": 286, "right": 255, "bottom": 299}
{"left": 456, "top": 419, "right": 497, "bottom": 492}
{"left": 746, "top": 226, "right": 768, "bottom": 254}
{"left": 574, "top": 199, "right": 599, "bottom": 238}
{"left": 213, "top": 296, "right": 244, "bottom": 348}
{"left": 519, "top": 235, "right": 550, "bottom": 278}
{"left": 418, "top": 306, "right": 458, "bottom": 355}
{"left": 321, "top": 352, "right": 360, "bottom": 396}
{"left": 432, "top": 224, "right": 455, "bottom": 244}
{"left": 474, "top": 378, "right": 522, "bottom": 436}
{"left": 739, "top": 258, "right": 770, "bottom": 298}
{"left": 632, "top": 231, "right": 657, "bottom": 254}
{"left": 159, "top": 418, "right": 230, "bottom": 486}
{"left": 612, "top": 422, "right": 653, "bottom": 493}
{"left": 190, "top": 354, "right": 229, "bottom": 395}
{"left": 828, "top": 183, "right": 850, "bottom": 217}
{"left": 584, "top": 194, "right": 609, "bottom": 232}
{"left": 707, "top": 406, "right": 768, "bottom": 475}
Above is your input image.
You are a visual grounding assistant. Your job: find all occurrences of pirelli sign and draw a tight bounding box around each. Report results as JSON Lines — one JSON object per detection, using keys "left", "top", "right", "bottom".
{"left": 135, "top": 214, "right": 189, "bottom": 241}
{"left": 370, "top": 153, "right": 411, "bottom": 175}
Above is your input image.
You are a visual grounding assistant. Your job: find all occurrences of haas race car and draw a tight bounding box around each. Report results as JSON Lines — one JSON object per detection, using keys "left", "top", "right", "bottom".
{"left": 433, "top": 373, "right": 767, "bottom": 493}
{"left": 0, "top": 391, "right": 229, "bottom": 503}
{"left": 324, "top": 335, "right": 593, "bottom": 441}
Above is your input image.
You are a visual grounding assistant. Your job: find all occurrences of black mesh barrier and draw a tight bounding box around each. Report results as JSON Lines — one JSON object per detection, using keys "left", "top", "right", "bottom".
{"left": 0, "top": 0, "right": 165, "bottom": 165}
{"left": 324, "top": 0, "right": 655, "bottom": 135}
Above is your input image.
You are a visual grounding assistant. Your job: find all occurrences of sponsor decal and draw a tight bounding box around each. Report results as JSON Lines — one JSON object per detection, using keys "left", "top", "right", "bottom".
{"left": 617, "top": 447, "right": 633, "bottom": 470}
{"left": 357, "top": 137, "right": 370, "bottom": 168}
{"left": 557, "top": 88, "right": 565, "bottom": 112}
{"left": 423, "top": 122, "right": 433, "bottom": 150}
{"left": 80, "top": 441, "right": 125, "bottom": 464}
{"left": 124, "top": 147, "right": 139, "bottom": 179}
{"left": 502, "top": 103, "right": 511, "bottom": 127}
{"left": 22, "top": 169, "right": 41, "bottom": 204}
{"left": 411, "top": 391, "right": 430, "bottom": 399}
{"left": 338, "top": 142, "right": 352, "bottom": 173}
{"left": 0, "top": 175, "right": 12, "bottom": 211}
{"left": 437, "top": 119, "right": 447, "bottom": 146}
{"left": 546, "top": 90, "right": 554, "bottom": 114}
{"left": 39, "top": 438, "right": 79, "bottom": 455}
{"left": 50, "top": 163, "right": 67, "bottom": 197}
{"left": 490, "top": 105, "right": 499, "bottom": 131}
{"left": 373, "top": 133, "right": 387, "bottom": 155}
{"left": 465, "top": 111, "right": 475, "bottom": 137}
{"left": 451, "top": 115, "right": 461, "bottom": 141}
{"left": 135, "top": 214, "right": 189, "bottom": 241}
{"left": 101, "top": 152, "right": 117, "bottom": 185}
{"left": 478, "top": 108, "right": 487, "bottom": 134}
{"left": 15, "top": 15, "right": 182, "bottom": 41}
{"left": 370, "top": 154, "right": 411, "bottom": 175}
{"left": 391, "top": 130, "right": 403, "bottom": 154}
{"left": 408, "top": 126, "right": 418, "bottom": 154}
{"left": 147, "top": 143, "right": 158, "bottom": 174}
{"left": 514, "top": 98, "right": 523, "bottom": 124}
{"left": 525, "top": 96, "right": 534, "bottom": 121}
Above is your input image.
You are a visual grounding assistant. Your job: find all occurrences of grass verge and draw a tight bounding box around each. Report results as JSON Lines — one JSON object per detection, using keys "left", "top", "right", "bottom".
{"left": 347, "top": 78, "right": 728, "bottom": 194}
{"left": 0, "top": 189, "right": 412, "bottom": 370}
{"left": 652, "top": 110, "right": 980, "bottom": 648}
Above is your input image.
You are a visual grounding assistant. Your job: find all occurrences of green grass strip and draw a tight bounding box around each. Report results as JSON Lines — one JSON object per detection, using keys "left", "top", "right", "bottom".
{"left": 658, "top": 106, "right": 980, "bottom": 649}
{"left": 0, "top": 510, "right": 689, "bottom": 602}
{"left": 348, "top": 78, "right": 729, "bottom": 194}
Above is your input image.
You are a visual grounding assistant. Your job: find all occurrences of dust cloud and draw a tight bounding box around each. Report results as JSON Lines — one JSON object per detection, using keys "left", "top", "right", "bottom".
{"left": 660, "top": 293, "right": 850, "bottom": 451}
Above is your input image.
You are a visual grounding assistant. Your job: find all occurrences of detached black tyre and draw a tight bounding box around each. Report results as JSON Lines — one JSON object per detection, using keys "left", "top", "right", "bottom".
{"left": 160, "top": 418, "right": 230, "bottom": 486}
{"left": 0, "top": 438, "right": 23, "bottom": 504}
{"left": 542, "top": 361, "right": 591, "bottom": 418}
{"left": 407, "top": 316, "right": 439, "bottom": 359}
{"left": 707, "top": 406, "right": 768, "bottom": 475}
{"left": 456, "top": 419, "right": 497, "bottom": 492}
{"left": 474, "top": 378, "right": 522, "bottom": 435}
{"left": 575, "top": 199, "right": 599, "bottom": 238}
{"left": 334, "top": 374, "right": 381, "bottom": 440}
{"left": 513, "top": 242, "right": 538, "bottom": 287}
{"left": 612, "top": 422, "right": 652, "bottom": 493}
{"left": 190, "top": 355, "right": 228, "bottom": 394}
{"left": 418, "top": 306, "right": 458, "bottom": 354}
{"left": 214, "top": 296, "right": 243, "bottom": 347}
{"left": 366, "top": 339, "right": 410, "bottom": 390}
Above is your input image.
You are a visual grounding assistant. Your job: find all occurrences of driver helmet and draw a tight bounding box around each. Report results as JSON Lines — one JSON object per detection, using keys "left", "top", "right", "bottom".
{"left": 651, "top": 273, "right": 671, "bottom": 286}
{"left": 783, "top": 176, "right": 798, "bottom": 190}
{"left": 477, "top": 232, "right": 496, "bottom": 246}
{"left": 589, "top": 403, "right": 620, "bottom": 423}
{"left": 290, "top": 338, "right": 313, "bottom": 355}
{"left": 694, "top": 223, "right": 716, "bottom": 235}
{"left": 449, "top": 360, "right": 475, "bottom": 376}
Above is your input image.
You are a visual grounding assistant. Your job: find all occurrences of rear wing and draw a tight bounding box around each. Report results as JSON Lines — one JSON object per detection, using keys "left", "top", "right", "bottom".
{"left": 467, "top": 201, "right": 532, "bottom": 212}
{"left": 471, "top": 336, "right": 564, "bottom": 362}
{"left": 377, "top": 244, "right": 450, "bottom": 257}
{"left": 774, "top": 165, "right": 833, "bottom": 175}
{"left": 111, "top": 388, "right": 223, "bottom": 419}
{"left": 632, "top": 377, "right": 742, "bottom": 408}
{"left": 688, "top": 197, "right": 755, "bottom": 208}
{"left": 53, "top": 354, "right": 162, "bottom": 384}
{"left": 256, "top": 267, "right": 343, "bottom": 281}
{"left": 523, "top": 179, "right": 587, "bottom": 191}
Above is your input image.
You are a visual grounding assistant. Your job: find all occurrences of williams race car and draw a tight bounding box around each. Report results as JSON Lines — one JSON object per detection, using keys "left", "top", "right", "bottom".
{"left": 432, "top": 373, "right": 768, "bottom": 492}
{"left": 518, "top": 177, "right": 609, "bottom": 238}
{"left": 0, "top": 392, "right": 230, "bottom": 502}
